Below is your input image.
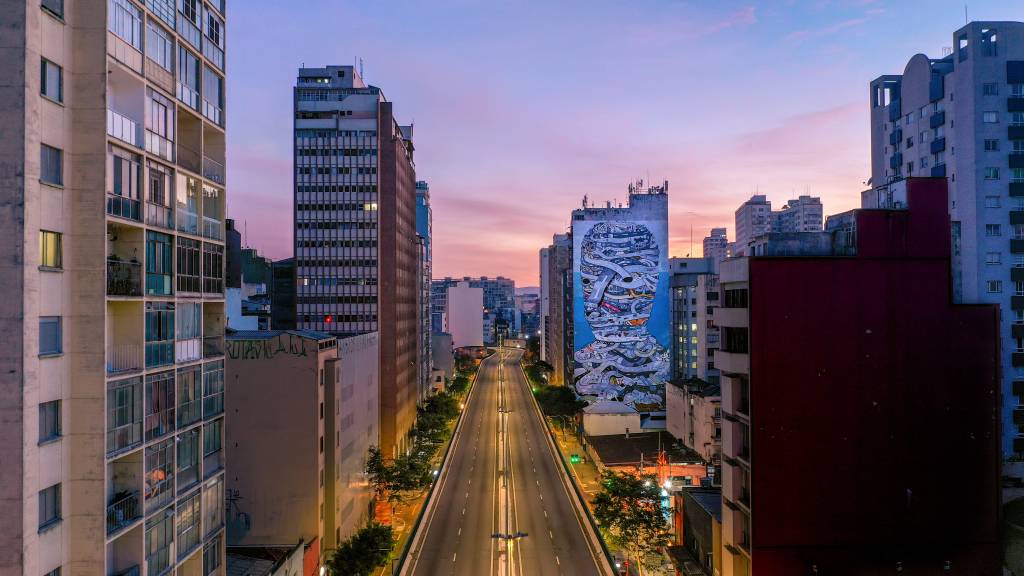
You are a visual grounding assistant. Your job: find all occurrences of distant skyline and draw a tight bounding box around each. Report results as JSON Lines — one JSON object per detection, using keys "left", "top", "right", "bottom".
{"left": 227, "top": 0, "right": 1019, "bottom": 285}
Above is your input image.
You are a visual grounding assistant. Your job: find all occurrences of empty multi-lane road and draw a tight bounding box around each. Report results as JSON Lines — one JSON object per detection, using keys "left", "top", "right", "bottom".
{"left": 405, "top": 348, "right": 610, "bottom": 576}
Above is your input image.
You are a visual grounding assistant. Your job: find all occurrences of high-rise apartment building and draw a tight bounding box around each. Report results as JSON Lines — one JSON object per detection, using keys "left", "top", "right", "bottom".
{"left": 868, "top": 21, "right": 1024, "bottom": 460}
{"left": 431, "top": 276, "right": 515, "bottom": 345}
{"left": 0, "top": 1, "right": 230, "bottom": 574}
{"left": 669, "top": 258, "right": 715, "bottom": 382}
{"left": 540, "top": 234, "right": 572, "bottom": 384}
{"left": 771, "top": 195, "right": 823, "bottom": 233}
{"left": 293, "top": 65, "right": 418, "bottom": 458}
{"left": 715, "top": 179, "right": 999, "bottom": 575}
{"left": 702, "top": 227, "right": 729, "bottom": 263}
{"left": 415, "top": 181, "right": 432, "bottom": 402}
{"left": 445, "top": 281, "right": 484, "bottom": 348}
{"left": 733, "top": 195, "right": 772, "bottom": 256}
{"left": 572, "top": 182, "right": 670, "bottom": 407}
{"left": 695, "top": 273, "right": 721, "bottom": 384}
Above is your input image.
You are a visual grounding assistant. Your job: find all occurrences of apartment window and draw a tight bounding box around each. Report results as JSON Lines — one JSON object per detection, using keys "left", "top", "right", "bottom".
{"left": 985, "top": 167, "right": 1001, "bottom": 180}
{"left": 722, "top": 327, "right": 749, "bottom": 354}
{"left": 145, "top": 304, "right": 175, "bottom": 368}
{"left": 987, "top": 252, "right": 1002, "bottom": 265}
{"left": 986, "top": 196, "right": 1002, "bottom": 208}
{"left": 723, "top": 289, "right": 748, "bottom": 308}
{"left": 983, "top": 82, "right": 1000, "bottom": 95}
{"left": 983, "top": 111, "right": 1000, "bottom": 123}
{"left": 906, "top": 136, "right": 914, "bottom": 148}
{"left": 177, "top": 427, "right": 200, "bottom": 490}
{"left": 202, "top": 66, "right": 224, "bottom": 125}
{"left": 109, "top": 0, "right": 143, "bottom": 49}
{"left": 39, "top": 316, "right": 61, "bottom": 355}
{"left": 39, "top": 400, "right": 61, "bottom": 442}
{"left": 144, "top": 439, "right": 175, "bottom": 509}
{"left": 38, "top": 483, "right": 61, "bottom": 530}
{"left": 176, "top": 47, "right": 200, "bottom": 109}
{"left": 1015, "top": 224, "right": 1024, "bottom": 240}
{"left": 146, "top": 20, "right": 173, "bottom": 71}
{"left": 146, "top": 231, "right": 173, "bottom": 296}
{"left": 985, "top": 139, "right": 1000, "bottom": 151}
{"left": 43, "top": 569, "right": 61, "bottom": 576}
{"left": 40, "top": 144, "right": 62, "bottom": 186}
{"left": 203, "top": 476, "right": 224, "bottom": 533}
{"left": 202, "top": 242, "right": 224, "bottom": 294}
{"left": 41, "top": 59, "right": 62, "bottom": 103}
{"left": 145, "top": 508, "right": 174, "bottom": 575}
{"left": 204, "top": 536, "right": 223, "bottom": 574}
{"left": 987, "top": 224, "right": 1002, "bottom": 237}
{"left": 988, "top": 280, "right": 1003, "bottom": 293}
{"left": 181, "top": 0, "right": 199, "bottom": 24}
{"left": 1012, "top": 112, "right": 1024, "bottom": 127}
{"left": 39, "top": 230, "right": 62, "bottom": 269}
{"left": 149, "top": 90, "right": 174, "bottom": 139}
{"left": 111, "top": 147, "right": 142, "bottom": 201}
{"left": 41, "top": 0, "right": 64, "bottom": 19}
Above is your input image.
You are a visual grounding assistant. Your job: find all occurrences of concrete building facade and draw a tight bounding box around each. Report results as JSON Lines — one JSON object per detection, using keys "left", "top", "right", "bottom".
{"left": 771, "top": 195, "right": 823, "bottom": 233}
{"left": 669, "top": 258, "right": 715, "bottom": 382}
{"left": 733, "top": 195, "right": 771, "bottom": 256}
{"left": 702, "top": 227, "right": 729, "bottom": 263}
{"left": 868, "top": 21, "right": 1024, "bottom": 459}
{"left": 292, "top": 65, "right": 418, "bottom": 459}
{"left": 431, "top": 276, "right": 515, "bottom": 345}
{"left": 666, "top": 379, "right": 721, "bottom": 485}
{"left": 415, "top": 180, "right": 432, "bottom": 403}
{"left": 445, "top": 281, "right": 484, "bottom": 349}
{"left": 0, "top": 1, "right": 230, "bottom": 574}
{"left": 715, "top": 179, "right": 1000, "bottom": 575}
{"left": 224, "top": 330, "right": 379, "bottom": 561}
{"left": 540, "top": 233, "right": 572, "bottom": 385}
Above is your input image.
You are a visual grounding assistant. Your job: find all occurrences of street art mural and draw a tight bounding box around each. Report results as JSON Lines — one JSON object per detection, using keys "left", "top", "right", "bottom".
{"left": 573, "top": 220, "right": 670, "bottom": 407}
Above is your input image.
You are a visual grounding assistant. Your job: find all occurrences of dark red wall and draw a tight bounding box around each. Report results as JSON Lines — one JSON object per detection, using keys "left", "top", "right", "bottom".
{"left": 745, "top": 179, "right": 1001, "bottom": 575}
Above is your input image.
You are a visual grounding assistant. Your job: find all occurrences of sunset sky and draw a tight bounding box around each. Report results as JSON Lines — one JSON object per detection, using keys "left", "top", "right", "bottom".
{"left": 226, "top": 0, "right": 1019, "bottom": 285}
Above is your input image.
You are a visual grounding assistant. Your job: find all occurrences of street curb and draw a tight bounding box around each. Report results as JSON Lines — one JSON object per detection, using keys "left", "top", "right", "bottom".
{"left": 517, "top": 360, "right": 617, "bottom": 576}
{"left": 396, "top": 356, "right": 484, "bottom": 575}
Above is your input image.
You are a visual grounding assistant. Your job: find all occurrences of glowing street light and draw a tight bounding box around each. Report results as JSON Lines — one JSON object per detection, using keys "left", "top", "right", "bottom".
{"left": 663, "top": 479, "right": 673, "bottom": 490}
{"left": 643, "top": 480, "right": 652, "bottom": 488}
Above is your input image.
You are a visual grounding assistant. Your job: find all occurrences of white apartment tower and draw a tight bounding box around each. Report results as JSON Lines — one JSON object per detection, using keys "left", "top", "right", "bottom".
{"left": 733, "top": 195, "right": 771, "bottom": 256}
{"left": 702, "top": 227, "right": 729, "bottom": 264}
{"left": 0, "top": 1, "right": 229, "bottom": 575}
{"left": 868, "top": 21, "right": 1024, "bottom": 460}
{"left": 772, "top": 195, "right": 823, "bottom": 233}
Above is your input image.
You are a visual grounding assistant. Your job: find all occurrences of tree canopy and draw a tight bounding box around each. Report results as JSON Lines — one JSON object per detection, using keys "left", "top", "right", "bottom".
{"left": 592, "top": 471, "right": 671, "bottom": 575}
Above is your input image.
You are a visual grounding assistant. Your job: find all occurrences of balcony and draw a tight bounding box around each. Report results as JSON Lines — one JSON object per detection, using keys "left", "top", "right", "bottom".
{"left": 930, "top": 164, "right": 947, "bottom": 178}
{"left": 202, "top": 156, "right": 225, "bottom": 185}
{"left": 146, "top": 271, "right": 173, "bottom": 297}
{"left": 929, "top": 110, "right": 945, "bottom": 128}
{"left": 107, "top": 259, "right": 142, "bottom": 297}
{"left": 1010, "top": 97, "right": 1024, "bottom": 112}
{"left": 202, "top": 216, "right": 224, "bottom": 241}
{"left": 715, "top": 350, "right": 749, "bottom": 375}
{"left": 145, "top": 340, "right": 174, "bottom": 369}
{"left": 203, "top": 335, "right": 224, "bottom": 358}
{"left": 1013, "top": 239, "right": 1024, "bottom": 254}
{"left": 889, "top": 153, "right": 902, "bottom": 169}
{"left": 203, "top": 448, "right": 223, "bottom": 478}
{"left": 107, "top": 420, "right": 142, "bottom": 456}
{"left": 146, "top": 546, "right": 171, "bottom": 576}
{"left": 887, "top": 100, "right": 901, "bottom": 122}
{"left": 107, "top": 193, "right": 142, "bottom": 222}
{"left": 1012, "top": 211, "right": 1024, "bottom": 225}
{"left": 1013, "top": 296, "right": 1024, "bottom": 311}
{"left": 107, "top": 344, "right": 143, "bottom": 375}
{"left": 145, "top": 202, "right": 174, "bottom": 230}
{"left": 930, "top": 137, "right": 946, "bottom": 154}
{"left": 1011, "top": 154, "right": 1024, "bottom": 170}
{"left": 1011, "top": 182, "right": 1024, "bottom": 197}
{"left": 1010, "top": 125, "right": 1024, "bottom": 141}
{"left": 888, "top": 128, "right": 902, "bottom": 146}
{"left": 106, "top": 491, "right": 141, "bottom": 536}
{"left": 179, "top": 143, "right": 201, "bottom": 175}
{"left": 108, "top": 109, "right": 143, "bottom": 149}
{"left": 176, "top": 16, "right": 201, "bottom": 49}
{"left": 1014, "top": 352, "right": 1024, "bottom": 368}
{"left": 145, "top": 130, "right": 174, "bottom": 162}
{"left": 1014, "top": 324, "right": 1024, "bottom": 339}
{"left": 178, "top": 399, "right": 202, "bottom": 429}
{"left": 1013, "top": 268, "right": 1024, "bottom": 283}
{"left": 144, "top": 408, "right": 174, "bottom": 443}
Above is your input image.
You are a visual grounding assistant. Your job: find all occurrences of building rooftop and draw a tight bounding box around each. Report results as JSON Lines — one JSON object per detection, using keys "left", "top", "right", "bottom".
{"left": 586, "top": 431, "right": 704, "bottom": 467}
{"left": 226, "top": 329, "right": 336, "bottom": 342}
{"left": 583, "top": 399, "right": 637, "bottom": 415}
{"left": 226, "top": 546, "right": 299, "bottom": 576}
{"left": 687, "top": 488, "right": 723, "bottom": 523}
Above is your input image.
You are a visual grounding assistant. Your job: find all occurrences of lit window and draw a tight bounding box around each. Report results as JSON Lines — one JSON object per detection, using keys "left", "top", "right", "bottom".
{"left": 39, "top": 230, "right": 62, "bottom": 269}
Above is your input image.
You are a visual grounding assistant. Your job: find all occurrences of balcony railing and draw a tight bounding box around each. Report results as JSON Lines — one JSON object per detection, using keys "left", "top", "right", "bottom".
{"left": 107, "top": 344, "right": 143, "bottom": 375}
{"left": 146, "top": 546, "right": 171, "bottom": 576}
{"left": 145, "top": 408, "right": 175, "bottom": 442}
{"left": 145, "top": 340, "right": 174, "bottom": 368}
{"left": 107, "top": 193, "right": 142, "bottom": 222}
{"left": 106, "top": 491, "right": 141, "bottom": 535}
{"left": 178, "top": 520, "right": 201, "bottom": 560}
{"left": 203, "top": 335, "right": 224, "bottom": 358}
{"left": 178, "top": 399, "right": 202, "bottom": 429}
{"left": 145, "top": 130, "right": 175, "bottom": 162}
{"left": 203, "top": 449, "right": 223, "bottom": 478}
{"left": 202, "top": 156, "right": 225, "bottom": 185}
{"left": 176, "top": 16, "right": 201, "bottom": 49}
{"left": 106, "top": 420, "right": 142, "bottom": 456}
{"left": 107, "top": 259, "right": 142, "bottom": 297}
{"left": 202, "top": 100, "right": 223, "bottom": 127}
{"left": 107, "top": 109, "right": 143, "bottom": 148}
{"left": 146, "top": 202, "right": 174, "bottom": 230}
{"left": 201, "top": 216, "right": 224, "bottom": 240}
{"left": 203, "top": 276, "right": 224, "bottom": 295}
{"left": 177, "top": 209, "right": 199, "bottom": 235}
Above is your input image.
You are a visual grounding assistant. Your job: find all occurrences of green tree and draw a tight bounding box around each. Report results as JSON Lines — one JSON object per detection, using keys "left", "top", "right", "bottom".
{"left": 534, "top": 385, "right": 586, "bottom": 417}
{"left": 327, "top": 522, "right": 394, "bottom": 576}
{"left": 592, "top": 471, "right": 671, "bottom": 575}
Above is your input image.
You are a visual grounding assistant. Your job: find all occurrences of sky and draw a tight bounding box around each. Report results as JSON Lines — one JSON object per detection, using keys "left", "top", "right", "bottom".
{"left": 226, "top": 0, "right": 1020, "bottom": 286}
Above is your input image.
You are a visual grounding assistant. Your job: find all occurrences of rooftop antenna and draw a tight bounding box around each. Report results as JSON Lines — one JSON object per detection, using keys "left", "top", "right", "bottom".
{"left": 964, "top": 5, "right": 968, "bottom": 25}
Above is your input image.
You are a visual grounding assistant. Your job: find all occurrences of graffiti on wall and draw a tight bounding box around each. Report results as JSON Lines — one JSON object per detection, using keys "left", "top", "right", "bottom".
{"left": 573, "top": 221, "right": 669, "bottom": 407}
{"left": 226, "top": 333, "right": 309, "bottom": 360}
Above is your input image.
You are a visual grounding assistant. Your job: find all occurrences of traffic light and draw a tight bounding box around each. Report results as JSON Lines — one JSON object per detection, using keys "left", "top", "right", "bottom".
{"left": 570, "top": 454, "right": 580, "bottom": 464}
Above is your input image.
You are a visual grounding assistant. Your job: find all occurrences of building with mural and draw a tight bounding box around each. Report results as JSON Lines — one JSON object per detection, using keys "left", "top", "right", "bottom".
{"left": 571, "top": 181, "right": 670, "bottom": 408}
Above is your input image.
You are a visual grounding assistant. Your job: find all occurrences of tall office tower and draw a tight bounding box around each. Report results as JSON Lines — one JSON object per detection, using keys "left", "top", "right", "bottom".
{"left": 733, "top": 195, "right": 772, "bottom": 256}
{"left": 415, "top": 181, "right": 432, "bottom": 402}
{"left": 271, "top": 258, "right": 296, "bottom": 330}
{"left": 669, "top": 258, "right": 715, "bottom": 382}
{"left": 868, "top": 21, "right": 1024, "bottom": 462}
{"left": 715, "top": 179, "right": 999, "bottom": 575}
{"left": 772, "top": 195, "right": 823, "bottom": 233}
{"left": 293, "top": 65, "right": 418, "bottom": 458}
{"left": 571, "top": 181, "right": 670, "bottom": 407}
{"left": 541, "top": 234, "right": 572, "bottom": 384}
{"left": 431, "top": 276, "right": 516, "bottom": 345}
{"left": 702, "top": 227, "right": 729, "bottom": 264}
{"left": 0, "top": 1, "right": 230, "bottom": 574}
